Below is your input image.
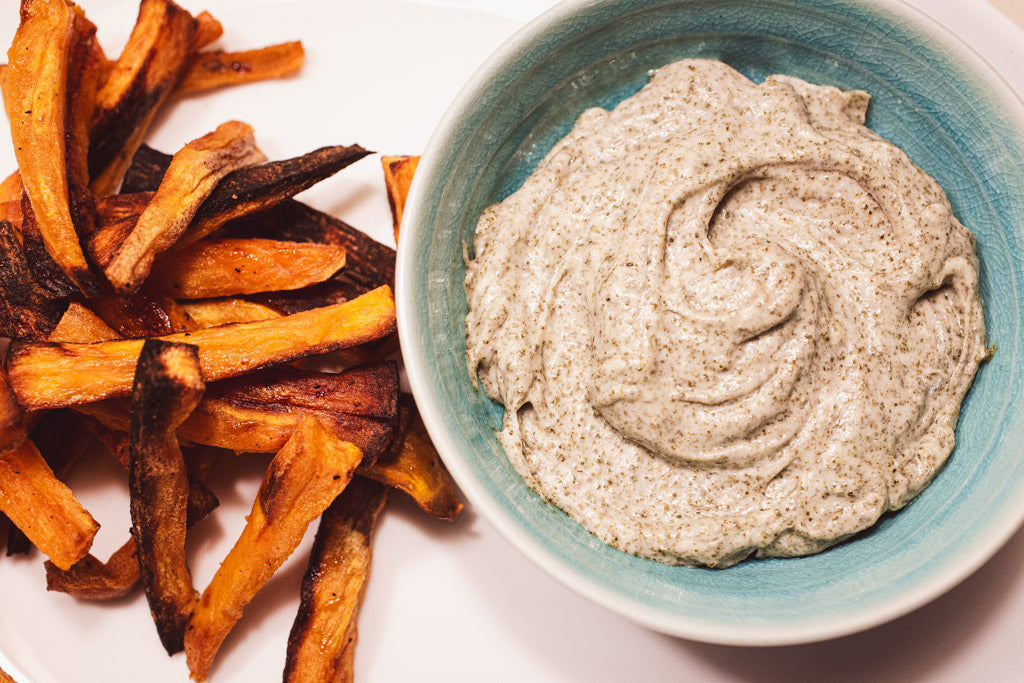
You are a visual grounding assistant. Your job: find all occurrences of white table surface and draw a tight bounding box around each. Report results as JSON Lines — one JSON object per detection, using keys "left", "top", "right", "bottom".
{"left": 1, "top": 1, "right": 1023, "bottom": 681}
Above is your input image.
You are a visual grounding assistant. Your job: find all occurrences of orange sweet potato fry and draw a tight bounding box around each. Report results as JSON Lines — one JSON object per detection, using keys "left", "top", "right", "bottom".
{"left": 0, "top": 368, "right": 25, "bottom": 455}
{"left": 284, "top": 477, "right": 387, "bottom": 683}
{"left": 178, "top": 297, "right": 280, "bottom": 328}
{"left": 0, "top": 171, "right": 21, "bottom": 204}
{"left": 7, "top": 285, "right": 396, "bottom": 410}
{"left": 89, "top": 0, "right": 198, "bottom": 194}
{"left": 381, "top": 155, "right": 419, "bottom": 242}
{"left": 184, "top": 416, "right": 363, "bottom": 681}
{"left": 3, "top": 0, "right": 102, "bottom": 295}
{"left": 128, "top": 339, "right": 205, "bottom": 654}
{"left": 360, "top": 398, "right": 463, "bottom": 521}
{"left": 47, "top": 301, "right": 119, "bottom": 343}
{"left": 193, "top": 10, "right": 222, "bottom": 49}
{"left": 99, "top": 120, "right": 265, "bottom": 292}
{"left": 0, "top": 438, "right": 98, "bottom": 570}
{"left": 178, "top": 41, "right": 304, "bottom": 96}
{"left": 149, "top": 238, "right": 347, "bottom": 299}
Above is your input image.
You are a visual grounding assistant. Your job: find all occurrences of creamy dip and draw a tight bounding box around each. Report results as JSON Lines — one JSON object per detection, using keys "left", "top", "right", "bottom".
{"left": 464, "top": 59, "right": 986, "bottom": 567}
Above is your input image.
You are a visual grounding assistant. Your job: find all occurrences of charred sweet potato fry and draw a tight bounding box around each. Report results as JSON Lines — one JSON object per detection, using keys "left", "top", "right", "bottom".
{"left": 89, "top": 0, "right": 198, "bottom": 194}
{"left": 128, "top": 339, "right": 205, "bottom": 654}
{"left": 3, "top": 0, "right": 101, "bottom": 295}
{"left": 88, "top": 287, "right": 194, "bottom": 337}
{"left": 8, "top": 285, "right": 395, "bottom": 410}
{"left": 178, "top": 297, "right": 279, "bottom": 328}
{"left": 284, "top": 477, "right": 387, "bottom": 683}
{"left": 100, "top": 120, "right": 265, "bottom": 292}
{"left": 0, "top": 219, "right": 67, "bottom": 340}
{"left": 79, "top": 362, "right": 398, "bottom": 461}
{"left": 184, "top": 416, "right": 363, "bottom": 681}
{"left": 149, "top": 238, "right": 347, "bottom": 299}
{"left": 381, "top": 155, "right": 419, "bottom": 242}
{"left": 17, "top": 194, "right": 80, "bottom": 299}
{"left": 0, "top": 438, "right": 98, "bottom": 570}
{"left": 117, "top": 143, "right": 372, "bottom": 247}
{"left": 46, "top": 472, "right": 218, "bottom": 601}
{"left": 178, "top": 41, "right": 304, "bottom": 96}
{"left": 361, "top": 398, "right": 463, "bottom": 521}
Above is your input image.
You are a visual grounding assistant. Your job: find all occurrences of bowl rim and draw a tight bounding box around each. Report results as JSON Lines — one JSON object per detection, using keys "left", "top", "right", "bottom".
{"left": 396, "top": 0, "right": 1024, "bottom": 646}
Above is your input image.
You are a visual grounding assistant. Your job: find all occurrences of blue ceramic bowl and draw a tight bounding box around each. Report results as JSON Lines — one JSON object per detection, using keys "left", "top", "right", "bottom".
{"left": 396, "top": 0, "right": 1024, "bottom": 644}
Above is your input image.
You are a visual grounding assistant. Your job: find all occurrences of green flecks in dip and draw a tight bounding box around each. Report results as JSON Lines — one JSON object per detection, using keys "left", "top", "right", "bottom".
{"left": 464, "top": 60, "right": 986, "bottom": 568}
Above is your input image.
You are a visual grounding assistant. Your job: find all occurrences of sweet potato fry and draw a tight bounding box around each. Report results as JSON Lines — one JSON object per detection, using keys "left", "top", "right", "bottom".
{"left": 88, "top": 287, "right": 194, "bottom": 337}
{"left": 149, "top": 238, "right": 347, "bottom": 299}
{"left": 129, "top": 339, "right": 205, "bottom": 654}
{"left": 3, "top": 0, "right": 101, "bottom": 295}
{"left": 193, "top": 10, "right": 222, "bottom": 49}
{"left": 185, "top": 416, "right": 363, "bottom": 681}
{"left": 78, "top": 363, "right": 398, "bottom": 461}
{"left": 7, "top": 285, "right": 396, "bottom": 410}
{"left": 0, "top": 171, "right": 21, "bottom": 204}
{"left": 0, "top": 438, "right": 98, "bottom": 570}
{"left": 178, "top": 297, "right": 279, "bottom": 328}
{"left": 361, "top": 398, "right": 463, "bottom": 521}
{"left": 118, "top": 143, "right": 372, "bottom": 247}
{"left": 96, "top": 191, "right": 153, "bottom": 224}
{"left": 0, "top": 219, "right": 67, "bottom": 340}
{"left": 100, "top": 120, "right": 265, "bottom": 292}
{"left": 381, "top": 155, "right": 419, "bottom": 242}
{"left": 0, "top": 368, "right": 24, "bottom": 455}
{"left": 178, "top": 41, "right": 304, "bottom": 96}
{"left": 284, "top": 477, "right": 387, "bottom": 683}
{"left": 89, "top": 0, "right": 198, "bottom": 194}
{"left": 17, "top": 194, "right": 79, "bottom": 299}
{"left": 48, "top": 301, "right": 118, "bottom": 342}
{"left": 45, "top": 472, "right": 219, "bottom": 601}
{"left": 0, "top": 200, "right": 22, "bottom": 231}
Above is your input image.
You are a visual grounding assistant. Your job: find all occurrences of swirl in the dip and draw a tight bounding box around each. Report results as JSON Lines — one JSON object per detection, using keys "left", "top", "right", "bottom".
{"left": 464, "top": 60, "right": 986, "bottom": 567}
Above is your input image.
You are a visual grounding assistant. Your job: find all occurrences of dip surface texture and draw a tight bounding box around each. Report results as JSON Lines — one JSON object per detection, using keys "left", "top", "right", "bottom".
{"left": 464, "top": 59, "right": 986, "bottom": 567}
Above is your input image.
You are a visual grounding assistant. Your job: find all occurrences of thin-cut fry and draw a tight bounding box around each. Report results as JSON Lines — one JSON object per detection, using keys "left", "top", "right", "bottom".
{"left": 184, "top": 416, "right": 363, "bottom": 681}
{"left": 361, "top": 398, "right": 464, "bottom": 521}
{"left": 178, "top": 42, "right": 304, "bottom": 95}
{"left": 381, "top": 155, "right": 419, "bottom": 242}
{"left": 284, "top": 477, "right": 386, "bottom": 683}
{"left": 149, "top": 238, "right": 346, "bottom": 299}
{"left": 129, "top": 339, "right": 205, "bottom": 654}
{"left": 0, "top": 219, "right": 67, "bottom": 340}
{"left": 192, "top": 10, "right": 222, "bottom": 49}
{"left": 7, "top": 285, "right": 396, "bottom": 410}
{"left": 89, "top": 0, "right": 197, "bottom": 194}
{"left": 178, "top": 298, "right": 279, "bottom": 328}
{"left": 0, "top": 438, "right": 98, "bottom": 570}
{"left": 100, "top": 120, "right": 265, "bottom": 292}
{"left": 3, "top": 0, "right": 100, "bottom": 295}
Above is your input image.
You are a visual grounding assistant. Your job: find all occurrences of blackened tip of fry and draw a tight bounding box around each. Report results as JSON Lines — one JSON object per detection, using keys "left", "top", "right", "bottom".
{"left": 0, "top": 219, "right": 68, "bottom": 339}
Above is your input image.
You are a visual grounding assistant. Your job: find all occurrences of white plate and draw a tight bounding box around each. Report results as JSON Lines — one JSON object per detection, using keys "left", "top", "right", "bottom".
{"left": 1, "top": 1, "right": 1023, "bottom": 681}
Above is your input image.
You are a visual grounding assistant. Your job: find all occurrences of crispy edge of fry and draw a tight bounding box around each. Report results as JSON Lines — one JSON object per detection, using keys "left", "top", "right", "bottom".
{"left": 89, "top": 0, "right": 198, "bottom": 194}
{"left": 129, "top": 338, "right": 205, "bottom": 654}
{"left": 101, "top": 120, "right": 266, "bottom": 292}
{"left": 0, "top": 438, "right": 98, "bottom": 570}
{"left": 2, "top": 0, "right": 99, "bottom": 295}
{"left": 360, "top": 398, "right": 464, "bottom": 521}
{"left": 381, "top": 155, "right": 419, "bottom": 243}
{"left": 149, "top": 238, "right": 347, "bottom": 299}
{"left": 284, "top": 477, "right": 386, "bottom": 683}
{"left": 184, "top": 416, "right": 363, "bottom": 681}
{"left": 7, "top": 285, "right": 396, "bottom": 410}
{"left": 177, "top": 41, "right": 304, "bottom": 96}
{"left": 178, "top": 297, "right": 280, "bottom": 328}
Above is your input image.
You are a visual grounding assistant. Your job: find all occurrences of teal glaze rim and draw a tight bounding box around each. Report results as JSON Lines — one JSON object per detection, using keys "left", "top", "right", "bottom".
{"left": 397, "top": 0, "right": 1024, "bottom": 645}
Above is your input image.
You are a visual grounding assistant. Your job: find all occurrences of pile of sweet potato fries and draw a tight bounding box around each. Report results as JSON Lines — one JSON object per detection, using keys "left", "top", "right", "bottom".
{"left": 0, "top": 1, "right": 451, "bottom": 681}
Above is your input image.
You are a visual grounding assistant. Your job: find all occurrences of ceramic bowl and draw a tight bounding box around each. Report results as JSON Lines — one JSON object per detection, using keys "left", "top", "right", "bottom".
{"left": 396, "top": 0, "right": 1024, "bottom": 645}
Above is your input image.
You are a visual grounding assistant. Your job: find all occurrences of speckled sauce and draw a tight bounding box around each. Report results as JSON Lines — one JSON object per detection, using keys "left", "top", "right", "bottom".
{"left": 464, "top": 59, "right": 987, "bottom": 567}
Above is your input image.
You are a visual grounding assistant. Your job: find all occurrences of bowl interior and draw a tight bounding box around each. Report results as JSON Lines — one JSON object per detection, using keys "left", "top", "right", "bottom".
{"left": 398, "top": 0, "right": 1024, "bottom": 644}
